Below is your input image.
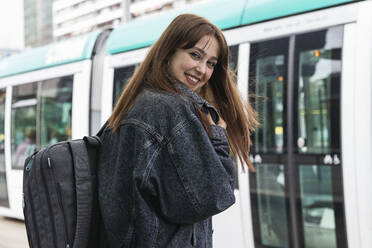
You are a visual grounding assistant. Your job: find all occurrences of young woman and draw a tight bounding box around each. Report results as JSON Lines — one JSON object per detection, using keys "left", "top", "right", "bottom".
{"left": 98, "top": 14, "right": 257, "bottom": 247}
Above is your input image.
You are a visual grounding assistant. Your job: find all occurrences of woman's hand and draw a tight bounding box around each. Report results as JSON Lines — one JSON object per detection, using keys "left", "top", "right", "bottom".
{"left": 201, "top": 112, "right": 227, "bottom": 129}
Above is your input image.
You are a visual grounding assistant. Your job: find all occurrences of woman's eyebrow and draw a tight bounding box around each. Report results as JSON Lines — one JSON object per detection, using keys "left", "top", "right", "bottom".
{"left": 194, "top": 47, "right": 218, "bottom": 61}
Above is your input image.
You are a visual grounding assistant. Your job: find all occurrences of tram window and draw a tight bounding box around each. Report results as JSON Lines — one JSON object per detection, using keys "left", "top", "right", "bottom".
{"left": 0, "top": 91, "right": 5, "bottom": 151}
{"left": 229, "top": 45, "right": 239, "bottom": 73}
{"left": 299, "top": 165, "right": 336, "bottom": 247}
{"left": 11, "top": 83, "right": 37, "bottom": 170}
{"left": 295, "top": 27, "right": 345, "bottom": 248}
{"left": 11, "top": 75, "right": 73, "bottom": 170}
{"left": 250, "top": 38, "right": 287, "bottom": 154}
{"left": 255, "top": 164, "right": 289, "bottom": 247}
{"left": 40, "top": 76, "right": 73, "bottom": 147}
{"left": 0, "top": 89, "right": 8, "bottom": 207}
{"left": 296, "top": 28, "right": 342, "bottom": 154}
{"left": 113, "top": 65, "right": 137, "bottom": 106}
{"left": 249, "top": 37, "right": 290, "bottom": 248}
{"left": 255, "top": 55, "right": 285, "bottom": 153}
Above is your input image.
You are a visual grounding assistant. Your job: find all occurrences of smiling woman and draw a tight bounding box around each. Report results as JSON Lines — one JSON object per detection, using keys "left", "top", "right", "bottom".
{"left": 99, "top": 14, "right": 258, "bottom": 248}
{"left": 168, "top": 35, "right": 219, "bottom": 92}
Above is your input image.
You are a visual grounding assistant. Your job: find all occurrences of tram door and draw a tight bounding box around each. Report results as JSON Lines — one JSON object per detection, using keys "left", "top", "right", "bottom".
{"left": 0, "top": 89, "right": 8, "bottom": 207}
{"left": 249, "top": 27, "right": 347, "bottom": 248}
{"left": 112, "top": 65, "right": 137, "bottom": 107}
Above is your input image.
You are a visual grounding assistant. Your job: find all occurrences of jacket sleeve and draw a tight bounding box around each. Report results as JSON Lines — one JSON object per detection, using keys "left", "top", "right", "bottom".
{"left": 143, "top": 114, "right": 236, "bottom": 224}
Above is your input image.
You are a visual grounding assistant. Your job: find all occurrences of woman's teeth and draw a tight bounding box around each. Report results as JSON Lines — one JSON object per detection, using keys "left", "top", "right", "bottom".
{"left": 186, "top": 74, "right": 199, "bottom": 84}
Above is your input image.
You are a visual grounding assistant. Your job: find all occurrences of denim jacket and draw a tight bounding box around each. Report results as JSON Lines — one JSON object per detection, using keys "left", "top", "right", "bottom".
{"left": 98, "top": 82, "right": 236, "bottom": 248}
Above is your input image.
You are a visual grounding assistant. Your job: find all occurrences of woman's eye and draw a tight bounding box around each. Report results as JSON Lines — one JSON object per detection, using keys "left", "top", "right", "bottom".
{"left": 207, "top": 61, "right": 216, "bottom": 68}
{"left": 190, "top": 52, "right": 201, "bottom": 60}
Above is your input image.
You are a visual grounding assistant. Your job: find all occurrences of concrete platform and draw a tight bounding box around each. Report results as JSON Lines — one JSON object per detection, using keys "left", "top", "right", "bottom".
{"left": 0, "top": 217, "right": 28, "bottom": 248}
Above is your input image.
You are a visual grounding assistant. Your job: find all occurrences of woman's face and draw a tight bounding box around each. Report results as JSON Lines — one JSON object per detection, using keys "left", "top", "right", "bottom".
{"left": 169, "top": 35, "right": 219, "bottom": 92}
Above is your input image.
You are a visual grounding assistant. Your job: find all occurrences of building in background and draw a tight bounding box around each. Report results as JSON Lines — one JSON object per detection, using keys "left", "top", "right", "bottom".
{"left": 0, "top": 0, "right": 206, "bottom": 54}
{"left": 0, "top": 1, "right": 24, "bottom": 58}
{"left": 24, "top": 0, "right": 53, "bottom": 47}
{"left": 53, "top": 0, "right": 205, "bottom": 41}
{"left": 53, "top": 0, "right": 124, "bottom": 41}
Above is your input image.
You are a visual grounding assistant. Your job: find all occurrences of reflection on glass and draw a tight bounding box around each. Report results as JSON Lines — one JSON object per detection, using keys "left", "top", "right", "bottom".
{"left": 40, "top": 76, "right": 73, "bottom": 147}
{"left": 0, "top": 89, "right": 8, "bottom": 207}
{"left": 254, "top": 55, "right": 284, "bottom": 153}
{"left": 113, "top": 65, "right": 136, "bottom": 106}
{"left": 11, "top": 76, "right": 73, "bottom": 170}
{"left": 300, "top": 165, "right": 337, "bottom": 248}
{"left": 11, "top": 83, "right": 37, "bottom": 169}
{"left": 256, "top": 164, "right": 288, "bottom": 247}
{"left": 297, "top": 48, "right": 341, "bottom": 153}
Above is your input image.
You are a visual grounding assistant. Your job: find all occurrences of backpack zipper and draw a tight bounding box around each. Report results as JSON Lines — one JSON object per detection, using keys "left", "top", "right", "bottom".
{"left": 40, "top": 152, "right": 59, "bottom": 248}
{"left": 55, "top": 182, "right": 71, "bottom": 248}
{"left": 48, "top": 157, "right": 72, "bottom": 248}
{"left": 25, "top": 154, "right": 35, "bottom": 171}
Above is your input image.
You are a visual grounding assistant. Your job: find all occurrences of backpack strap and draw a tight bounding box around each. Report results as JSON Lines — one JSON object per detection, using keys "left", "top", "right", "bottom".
{"left": 69, "top": 140, "right": 93, "bottom": 248}
{"left": 96, "top": 121, "right": 107, "bottom": 137}
{"left": 83, "top": 136, "right": 101, "bottom": 147}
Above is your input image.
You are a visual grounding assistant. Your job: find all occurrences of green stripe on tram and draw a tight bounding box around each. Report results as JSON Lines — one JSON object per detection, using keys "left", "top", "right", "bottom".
{"left": 0, "top": 30, "right": 102, "bottom": 79}
{"left": 107, "top": 0, "right": 356, "bottom": 55}
{"left": 241, "top": 0, "right": 355, "bottom": 25}
{"left": 106, "top": 0, "right": 246, "bottom": 55}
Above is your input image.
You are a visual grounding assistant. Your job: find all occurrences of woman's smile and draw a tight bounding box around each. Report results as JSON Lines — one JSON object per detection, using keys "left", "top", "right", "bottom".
{"left": 185, "top": 73, "right": 201, "bottom": 85}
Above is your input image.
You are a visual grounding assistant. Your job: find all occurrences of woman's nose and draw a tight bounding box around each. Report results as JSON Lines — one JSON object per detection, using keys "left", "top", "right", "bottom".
{"left": 195, "top": 62, "right": 207, "bottom": 74}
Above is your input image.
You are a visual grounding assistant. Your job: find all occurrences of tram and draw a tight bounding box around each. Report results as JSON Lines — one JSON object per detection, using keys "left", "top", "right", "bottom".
{"left": 0, "top": 0, "right": 371, "bottom": 247}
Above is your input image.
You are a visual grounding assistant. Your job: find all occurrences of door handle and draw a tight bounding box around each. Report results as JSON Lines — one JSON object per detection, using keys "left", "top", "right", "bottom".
{"left": 323, "top": 154, "right": 341, "bottom": 165}
{"left": 250, "top": 154, "right": 262, "bottom": 164}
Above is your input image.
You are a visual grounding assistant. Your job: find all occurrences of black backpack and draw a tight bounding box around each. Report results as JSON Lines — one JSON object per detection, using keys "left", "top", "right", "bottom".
{"left": 22, "top": 127, "right": 106, "bottom": 248}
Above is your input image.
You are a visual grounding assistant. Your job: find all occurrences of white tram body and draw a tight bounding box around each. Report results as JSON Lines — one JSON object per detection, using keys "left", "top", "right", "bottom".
{"left": 0, "top": 0, "right": 372, "bottom": 247}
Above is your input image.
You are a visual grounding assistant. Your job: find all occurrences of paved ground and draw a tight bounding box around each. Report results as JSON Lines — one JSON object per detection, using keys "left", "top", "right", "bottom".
{"left": 0, "top": 217, "right": 28, "bottom": 248}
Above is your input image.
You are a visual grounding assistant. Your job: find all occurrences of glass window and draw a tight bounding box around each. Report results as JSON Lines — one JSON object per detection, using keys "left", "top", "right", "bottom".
{"left": 297, "top": 49, "right": 341, "bottom": 154}
{"left": 250, "top": 38, "right": 288, "bottom": 154}
{"left": 255, "top": 164, "right": 289, "bottom": 247}
{"left": 11, "top": 75, "right": 73, "bottom": 170}
{"left": 299, "top": 165, "right": 337, "bottom": 248}
{"left": 229, "top": 45, "right": 239, "bottom": 73}
{"left": 249, "top": 37, "right": 289, "bottom": 248}
{"left": 40, "top": 76, "right": 73, "bottom": 147}
{"left": 0, "top": 89, "right": 8, "bottom": 207}
{"left": 296, "top": 28, "right": 342, "bottom": 154}
{"left": 113, "top": 65, "right": 137, "bottom": 106}
{"left": 254, "top": 55, "right": 285, "bottom": 153}
{"left": 11, "top": 83, "right": 37, "bottom": 170}
{"left": 295, "top": 27, "right": 346, "bottom": 248}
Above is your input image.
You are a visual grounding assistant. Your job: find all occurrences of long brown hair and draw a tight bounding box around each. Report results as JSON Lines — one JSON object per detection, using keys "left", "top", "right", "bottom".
{"left": 108, "top": 14, "right": 258, "bottom": 171}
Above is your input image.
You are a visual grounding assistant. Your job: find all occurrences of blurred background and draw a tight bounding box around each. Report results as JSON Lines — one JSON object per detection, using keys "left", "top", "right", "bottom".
{"left": 0, "top": 0, "right": 205, "bottom": 58}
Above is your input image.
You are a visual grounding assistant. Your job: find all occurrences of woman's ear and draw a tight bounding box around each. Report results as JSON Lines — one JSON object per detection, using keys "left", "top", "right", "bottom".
{"left": 166, "top": 52, "right": 174, "bottom": 65}
{"left": 166, "top": 55, "right": 173, "bottom": 70}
